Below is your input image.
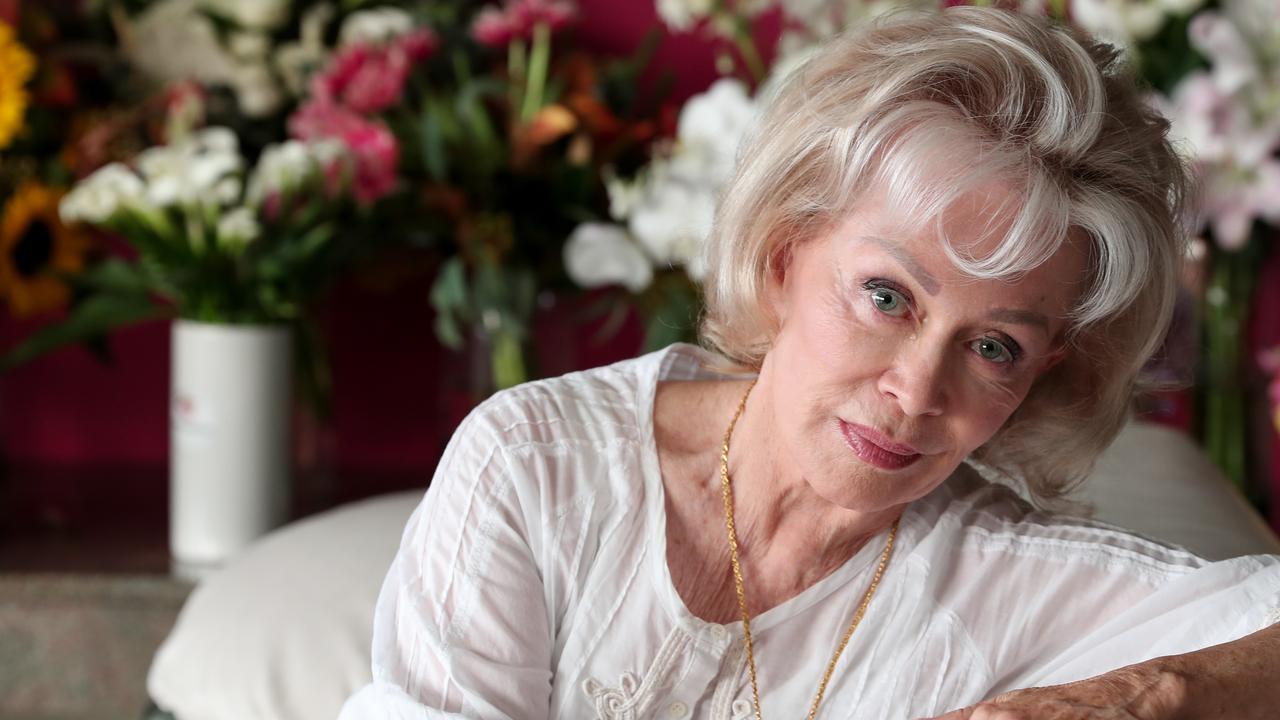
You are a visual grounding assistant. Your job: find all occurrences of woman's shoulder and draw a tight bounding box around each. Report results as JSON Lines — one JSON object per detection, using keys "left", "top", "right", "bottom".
{"left": 907, "top": 465, "right": 1211, "bottom": 581}
{"left": 458, "top": 342, "right": 733, "bottom": 450}
{"left": 460, "top": 348, "right": 668, "bottom": 448}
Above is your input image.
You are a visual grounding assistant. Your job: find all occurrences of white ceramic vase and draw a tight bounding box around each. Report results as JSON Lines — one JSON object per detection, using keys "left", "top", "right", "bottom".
{"left": 169, "top": 319, "right": 293, "bottom": 579}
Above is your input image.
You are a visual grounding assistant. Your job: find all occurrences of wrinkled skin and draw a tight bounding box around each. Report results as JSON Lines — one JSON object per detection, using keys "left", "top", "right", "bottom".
{"left": 924, "top": 621, "right": 1280, "bottom": 720}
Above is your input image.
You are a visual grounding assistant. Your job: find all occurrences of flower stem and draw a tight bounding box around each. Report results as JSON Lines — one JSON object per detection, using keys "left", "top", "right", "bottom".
{"left": 729, "top": 13, "right": 766, "bottom": 85}
{"left": 521, "top": 22, "right": 551, "bottom": 124}
{"left": 508, "top": 37, "right": 527, "bottom": 128}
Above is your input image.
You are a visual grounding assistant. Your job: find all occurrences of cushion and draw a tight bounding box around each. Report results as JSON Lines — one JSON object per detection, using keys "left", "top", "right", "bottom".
{"left": 146, "top": 422, "right": 1280, "bottom": 720}
{"left": 146, "top": 491, "right": 419, "bottom": 720}
{"left": 1081, "top": 421, "right": 1280, "bottom": 560}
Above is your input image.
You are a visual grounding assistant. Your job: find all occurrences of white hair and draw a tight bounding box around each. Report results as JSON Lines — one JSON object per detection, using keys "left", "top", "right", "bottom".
{"left": 700, "top": 7, "right": 1194, "bottom": 504}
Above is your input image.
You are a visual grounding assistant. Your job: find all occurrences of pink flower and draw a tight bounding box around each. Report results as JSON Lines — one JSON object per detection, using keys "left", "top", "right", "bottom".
{"left": 311, "top": 27, "right": 437, "bottom": 114}
{"left": 289, "top": 99, "right": 399, "bottom": 205}
{"left": 512, "top": 0, "right": 577, "bottom": 30}
{"left": 472, "top": 6, "right": 519, "bottom": 47}
{"left": 470, "top": 0, "right": 576, "bottom": 47}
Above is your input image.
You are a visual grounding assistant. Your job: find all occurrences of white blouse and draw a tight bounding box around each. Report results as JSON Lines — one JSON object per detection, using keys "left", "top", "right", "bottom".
{"left": 339, "top": 343, "right": 1280, "bottom": 720}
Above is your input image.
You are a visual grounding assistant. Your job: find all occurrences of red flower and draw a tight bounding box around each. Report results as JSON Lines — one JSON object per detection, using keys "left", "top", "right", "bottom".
{"left": 472, "top": 6, "right": 519, "bottom": 47}
{"left": 312, "top": 27, "right": 437, "bottom": 114}
{"left": 289, "top": 99, "right": 399, "bottom": 205}
{"left": 470, "top": 0, "right": 577, "bottom": 47}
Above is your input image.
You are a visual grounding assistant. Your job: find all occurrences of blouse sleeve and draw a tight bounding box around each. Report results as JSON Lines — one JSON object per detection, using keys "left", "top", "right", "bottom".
{"left": 338, "top": 403, "right": 553, "bottom": 720}
{"left": 950, "top": 519, "right": 1280, "bottom": 695}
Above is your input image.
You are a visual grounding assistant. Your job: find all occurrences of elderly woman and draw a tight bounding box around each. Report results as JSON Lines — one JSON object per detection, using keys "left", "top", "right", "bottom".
{"left": 341, "top": 7, "right": 1280, "bottom": 720}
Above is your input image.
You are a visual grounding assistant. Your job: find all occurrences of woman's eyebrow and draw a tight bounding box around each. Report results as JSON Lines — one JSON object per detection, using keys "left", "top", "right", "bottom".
{"left": 988, "top": 308, "right": 1050, "bottom": 334}
{"left": 865, "top": 236, "right": 940, "bottom": 295}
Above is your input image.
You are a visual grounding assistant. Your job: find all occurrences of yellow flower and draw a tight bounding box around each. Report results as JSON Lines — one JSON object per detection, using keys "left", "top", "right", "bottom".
{"left": 0, "top": 183, "right": 92, "bottom": 317}
{"left": 0, "top": 21, "right": 36, "bottom": 150}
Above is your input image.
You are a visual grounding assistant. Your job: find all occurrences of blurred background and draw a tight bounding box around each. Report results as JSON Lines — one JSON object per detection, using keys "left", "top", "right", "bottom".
{"left": 1, "top": 0, "right": 1279, "bottom": 548}
{"left": 3, "top": 0, "right": 1280, "bottom": 717}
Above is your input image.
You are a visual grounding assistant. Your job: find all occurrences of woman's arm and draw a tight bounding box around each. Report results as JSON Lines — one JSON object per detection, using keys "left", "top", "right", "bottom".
{"left": 927, "top": 622, "right": 1280, "bottom": 720}
{"left": 339, "top": 406, "right": 555, "bottom": 720}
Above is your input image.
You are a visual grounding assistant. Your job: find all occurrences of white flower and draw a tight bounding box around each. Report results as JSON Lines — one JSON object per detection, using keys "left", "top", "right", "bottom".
{"left": 227, "top": 30, "right": 272, "bottom": 62}
{"left": 216, "top": 206, "right": 262, "bottom": 247}
{"left": 1157, "top": 0, "right": 1280, "bottom": 248}
{"left": 122, "top": 0, "right": 237, "bottom": 86}
{"left": 338, "top": 7, "right": 415, "bottom": 47}
{"left": 191, "top": 126, "right": 240, "bottom": 157}
{"left": 627, "top": 178, "right": 717, "bottom": 279}
{"left": 135, "top": 128, "right": 246, "bottom": 207}
{"left": 603, "top": 78, "right": 756, "bottom": 282}
{"left": 668, "top": 78, "right": 757, "bottom": 187}
{"left": 229, "top": 62, "right": 285, "bottom": 118}
{"left": 1199, "top": 159, "right": 1280, "bottom": 249}
{"left": 59, "top": 163, "right": 147, "bottom": 224}
{"left": 201, "top": 0, "right": 291, "bottom": 31}
{"left": 246, "top": 139, "right": 348, "bottom": 205}
{"left": 604, "top": 168, "right": 646, "bottom": 221}
{"left": 247, "top": 140, "right": 313, "bottom": 204}
{"left": 214, "top": 177, "right": 243, "bottom": 206}
{"left": 563, "top": 223, "right": 654, "bottom": 292}
{"left": 1070, "top": 0, "right": 1205, "bottom": 47}
{"left": 656, "top": 0, "right": 715, "bottom": 32}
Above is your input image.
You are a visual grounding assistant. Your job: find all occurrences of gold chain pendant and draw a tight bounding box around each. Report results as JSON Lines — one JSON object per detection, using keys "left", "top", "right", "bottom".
{"left": 719, "top": 378, "right": 900, "bottom": 720}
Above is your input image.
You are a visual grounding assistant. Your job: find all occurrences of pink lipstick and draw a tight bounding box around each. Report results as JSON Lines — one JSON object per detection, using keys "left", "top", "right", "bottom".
{"left": 839, "top": 420, "right": 922, "bottom": 470}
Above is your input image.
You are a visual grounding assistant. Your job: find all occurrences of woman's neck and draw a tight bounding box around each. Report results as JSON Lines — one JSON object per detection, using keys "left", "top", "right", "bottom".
{"left": 654, "top": 370, "right": 902, "bottom": 602}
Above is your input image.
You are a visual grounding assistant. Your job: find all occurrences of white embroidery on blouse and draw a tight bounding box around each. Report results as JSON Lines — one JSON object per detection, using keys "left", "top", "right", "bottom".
{"left": 707, "top": 644, "right": 752, "bottom": 720}
{"left": 582, "top": 672, "right": 643, "bottom": 720}
{"left": 581, "top": 629, "right": 690, "bottom": 719}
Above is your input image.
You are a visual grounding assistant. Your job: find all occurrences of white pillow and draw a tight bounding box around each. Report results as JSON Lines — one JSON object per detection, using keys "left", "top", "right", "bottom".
{"left": 147, "top": 490, "right": 420, "bottom": 720}
{"left": 148, "top": 422, "right": 1280, "bottom": 720}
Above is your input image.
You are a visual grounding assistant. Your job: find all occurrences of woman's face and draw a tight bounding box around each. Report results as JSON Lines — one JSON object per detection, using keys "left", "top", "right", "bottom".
{"left": 762, "top": 190, "right": 1086, "bottom": 513}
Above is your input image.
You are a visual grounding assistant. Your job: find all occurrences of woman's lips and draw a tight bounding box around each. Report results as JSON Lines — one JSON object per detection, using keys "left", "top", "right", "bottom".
{"left": 839, "top": 420, "right": 922, "bottom": 470}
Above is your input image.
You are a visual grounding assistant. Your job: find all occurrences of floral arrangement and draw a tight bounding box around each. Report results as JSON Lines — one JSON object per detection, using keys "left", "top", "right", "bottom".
{"left": 4, "top": 125, "right": 358, "bottom": 412}
{"left": 4, "top": 0, "right": 1280, "bottom": 498}
{"left": 260, "top": 0, "right": 676, "bottom": 390}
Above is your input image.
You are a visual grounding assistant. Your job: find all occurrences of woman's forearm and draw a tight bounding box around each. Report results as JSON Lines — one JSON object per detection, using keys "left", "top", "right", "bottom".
{"left": 1160, "top": 621, "right": 1280, "bottom": 720}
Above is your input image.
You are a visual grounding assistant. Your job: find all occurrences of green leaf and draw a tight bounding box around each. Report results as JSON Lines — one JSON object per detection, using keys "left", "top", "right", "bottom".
{"left": 0, "top": 295, "right": 167, "bottom": 372}
{"left": 429, "top": 258, "right": 469, "bottom": 350}
{"left": 491, "top": 328, "right": 527, "bottom": 390}
{"left": 473, "top": 261, "right": 508, "bottom": 313}
{"left": 434, "top": 311, "right": 464, "bottom": 350}
{"left": 72, "top": 258, "right": 157, "bottom": 295}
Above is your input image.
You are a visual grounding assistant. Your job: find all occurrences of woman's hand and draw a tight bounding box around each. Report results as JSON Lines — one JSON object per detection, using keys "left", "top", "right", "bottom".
{"left": 923, "top": 660, "right": 1189, "bottom": 720}
{"left": 925, "top": 621, "right": 1280, "bottom": 720}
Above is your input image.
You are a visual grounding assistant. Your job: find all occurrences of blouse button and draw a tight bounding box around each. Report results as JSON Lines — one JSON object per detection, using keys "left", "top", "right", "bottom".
{"left": 667, "top": 701, "right": 689, "bottom": 717}
{"left": 710, "top": 625, "right": 728, "bottom": 640}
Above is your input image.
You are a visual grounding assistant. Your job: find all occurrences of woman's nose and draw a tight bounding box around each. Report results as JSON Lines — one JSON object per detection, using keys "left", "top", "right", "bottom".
{"left": 877, "top": 337, "right": 947, "bottom": 417}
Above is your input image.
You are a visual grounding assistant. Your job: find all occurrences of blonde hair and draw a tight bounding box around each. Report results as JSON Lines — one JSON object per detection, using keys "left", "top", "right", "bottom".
{"left": 699, "top": 7, "right": 1193, "bottom": 504}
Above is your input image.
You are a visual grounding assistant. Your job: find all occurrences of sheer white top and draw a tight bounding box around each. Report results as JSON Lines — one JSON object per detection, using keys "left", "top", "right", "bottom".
{"left": 339, "top": 343, "right": 1280, "bottom": 719}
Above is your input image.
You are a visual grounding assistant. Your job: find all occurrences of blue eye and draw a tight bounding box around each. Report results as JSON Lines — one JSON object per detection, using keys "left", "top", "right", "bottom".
{"left": 869, "top": 287, "right": 908, "bottom": 317}
{"left": 971, "top": 337, "right": 1014, "bottom": 364}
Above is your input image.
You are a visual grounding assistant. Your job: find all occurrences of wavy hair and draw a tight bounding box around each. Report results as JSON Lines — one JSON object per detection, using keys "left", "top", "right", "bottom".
{"left": 699, "top": 7, "right": 1194, "bottom": 504}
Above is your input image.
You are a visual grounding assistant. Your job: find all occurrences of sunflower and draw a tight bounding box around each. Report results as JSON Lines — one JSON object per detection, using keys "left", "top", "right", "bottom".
{"left": 0, "top": 182, "right": 91, "bottom": 317}
{"left": 0, "top": 20, "right": 36, "bottom": 150}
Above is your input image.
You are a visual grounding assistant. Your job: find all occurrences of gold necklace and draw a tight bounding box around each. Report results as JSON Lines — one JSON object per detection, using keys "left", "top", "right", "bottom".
{"left": 719, "top": 378, "right": 899, "bottom": 720}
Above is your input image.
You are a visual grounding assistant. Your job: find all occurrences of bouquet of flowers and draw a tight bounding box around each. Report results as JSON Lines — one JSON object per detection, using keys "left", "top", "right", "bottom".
{"left": 3, "top": 126, "right": 359, "bottom": 412}
{"left": 269, "top": 0, "right": 677, "bottom": 391}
